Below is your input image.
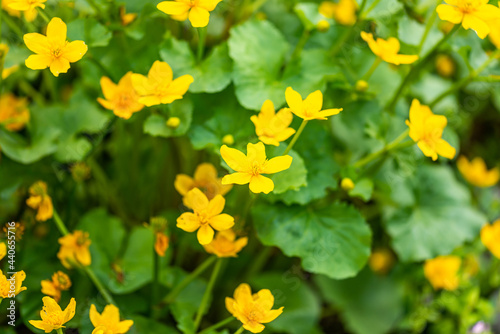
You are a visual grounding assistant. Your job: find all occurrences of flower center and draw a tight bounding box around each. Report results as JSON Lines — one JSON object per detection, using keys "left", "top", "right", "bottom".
{"left": 117, "top": 93, "right": 132, "bottom": 108}
{"left": 459, "top": 0, "right": 478, "bottom": 13}
{"left": 52, "top": 47, "right": 63, "bottom": 58}
{"left": 250, "top": 161, "right": 262, "bottom": 176}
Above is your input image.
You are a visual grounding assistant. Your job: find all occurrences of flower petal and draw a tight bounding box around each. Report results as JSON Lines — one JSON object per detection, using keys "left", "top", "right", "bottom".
{"left": 435, "top": 138, "right": 456, "bottom": 159}
{"left": 189, "top": 6, "right": 210, "bottom": 27}
{"left": 23, "top": 33, "right": 50, "bottom": 54}
{"left": 49, "top": 57, "right": 70, "bottom": 77}
{"left": 246, "top": 142, "right": 267, "bottom": 165}
{"left": 262, "top": 155, "right": 292, "bottom": 174}
{"left": 249, "top": 175, "right": 274, "bottom": 194}
{"left": 207, "top": 195, "right": 225, "bottom": 216}
{"left": 157, "top": 1, "right": 191, "bottom": 15}
{"left": 222, "top": 172, "right": 252, "bottom": 185}
{"left": 100, "top": 76, "right": 117, "bottom": 100}
{"left": 220, "top": 145, "right": 250, "bottom": 172}
{"left": 62, "top": 298, "right": 76, "bottom": 323}
{"left": 62, "top": 41, "right": 88, "bottom": 63}
{"left": 303, "top": 90, "right": 323, "bottom": 113}
{"left": 285, "top": 87, "right": 303, "bottom": 113}
{"left": 197, "top": 225, "right": 215, "bottom": 244}
{"left": 47, "top": 17, "right": 67, "bottom": 45}
{"left": 25, "top": 54, "right": 52, "bottom": 70}
{"left": 89, "top": 304, "right": 101, "bottom": 327}
{"left": 168, "top": 74, "right": 194, "bottom": 95}
{"left": 174, "top": 174, "right": 196, "bottom": 196}
{"left": 260, "top": 307, "right": 284, "bottom": 323}
{"left": 183, "top": 188, "right": 209, "bottom": 211}
{"left": 436, "top": 4, "right": 464, "bottom": 24}
{"left": 462, "top": 13, "right": 490, "bottom": 39}
{"left": 209, "top": 213, "right": 234, "bottom": 231}
{"left": 177, "top": 213, "right": 201, "bottom": 232}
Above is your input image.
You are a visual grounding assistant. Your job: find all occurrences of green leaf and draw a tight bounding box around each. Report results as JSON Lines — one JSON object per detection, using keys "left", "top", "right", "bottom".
{"left": 129, "top": 315, "right": 180, "bottom": 334}
{"left": 267, "top": 144, "right": 307, "bottom": 195}
{"left": 0, "top": 126, "right": 59, "bottom": 164}
{"left": 67, "top": 18, "right": 112, "bottom": 47}
{"left": 252, "top": 202, "right": 372, "bottom": 279}
{"left": 143, "top": 99, "right": 193, "bottom": 138}
{"left": 349, "top": 178, "right": 374, "bottom": 201}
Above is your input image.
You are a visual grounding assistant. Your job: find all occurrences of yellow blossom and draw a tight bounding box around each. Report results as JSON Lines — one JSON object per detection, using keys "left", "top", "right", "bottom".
{"left": 24, "top": 17, "right": 88, "bottom": 77}
{"left": 319, "top": 0, "right": 357, "bottom": 26}
{"left": 340, "top": 178, "right": 355, "bottom": 191}
{"left": 285, "top": 87, "right": 342, "bottom": 121}
{"left": 250, "top": 100, "right": 296, "bottom": 147}
{"left": 361, "top": 32, "right": 419, "bottom": 65}
{"left": 131, "top": 61, "right": 193, "bottom": 107}
{"left": 155, "top": 232, "right": 169, "bottom": 257}
{"left": 0, "top": 242, "right": 5, "bottom": 261}
{"left": 29, "top": 297, "right": 76, "bottom": 333}
{"left": 424, "top": 255, "right": 461, "bottom": 291}
{"left": 220, "top": 142, "right": 293, "bottom": 194}
{"left": 203, "top": 229, "right": 248, "bottom": 257}
{"left": 0, "top": 270, "right": 27, "bottom": 298}
{"left": 435, "top": 54, "right": 456, "bottom": 77}
{"left": 369, "top": 249, "right": 395, "bottom": 275}
{"left": 119, "top": 6, "right": 137, "bottom": 26}
{"left": 175, "top": 162, "right": 232, "bottom": 199}
{"left": 457, "top": 156, "right": 499, "bottom": 187}
{"left": 8, "top": 0, "right": 46, "bottom": 12}
{"left": 57, "top": 230, "right": 92, "bottom": 268}
{"left": 26, "top": 181, "right": 53, "bottom": 221}
{"left": 41, "top": 271, "right": 71, "bottom": 302}
{"left": 226, "top": 283, "right": 283, "bottom": 333}
{"left": 481, "top": 219, "right": 500, "bottom": 259}
{"left": 3, "top": 222, "right": 25, "bottom": 240}
{"left": 177, "top": 188, "right": 234, "bottom": 244}
{"left": 405, "top": 99, "right": 456, "bottom": 161}
{"left": 0, "top": 93, "right": 30, "bottom": 131}
{"left": 157, "top": 0, "right": 222, "bottom": 27}
{"left": 166, "top": 116, "right": 181, "bottom": 128}
{"left": 436, "top": 0, "right": 500, "bottom": 39}
{"left": 90, "top": 304, "right": 134, "bottom": 334}
{"left": 97, "top": 72, "right": 144, "bottom": 120}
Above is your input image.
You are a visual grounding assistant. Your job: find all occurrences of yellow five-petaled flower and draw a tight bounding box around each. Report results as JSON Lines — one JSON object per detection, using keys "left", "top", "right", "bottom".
{"left": 203, "top": 229, "right": 248, "bottom": 257}
{"left": 285, "top": 87, "right": 342, "bottom": 121}
{"left": 157, "top": 0, "right": 222, "bottom": 27}
{"left": 98, "top": 72, "right": 144, "bottom": 120}
{"left": 26, "top": 181, "right": 53, "bottom": 221}
{"left": 360, "top": 32, "right": 419, "bottom": 65}
{"left": 0, "top": 270, "right": 27, "bottom": 298}
{"left": 251, "top": 100, "right": 296, "bottom": 147}
{"left": 29, "top": 297, "right": 76, "bottom": 333}
{"left": 90, "top": 304, "right": 134, "bottom": 334}
{"left": 57, "top": 230, "right": 92, "bottom": 268}
{"left": 175, "top": 162, "right": 232, "bottom": 200}
{"left": 41, "top": 271, "right": 72, "bottom": 302}
{"left": 457, "top": 156, "right": 499, "bottom": 187}
{"left": 424, "top": 255, "right": 461, "bottom": 291}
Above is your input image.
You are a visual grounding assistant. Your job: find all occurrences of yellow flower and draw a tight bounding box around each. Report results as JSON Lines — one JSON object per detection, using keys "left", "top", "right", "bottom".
{"left": 24, "top": 17, "right": 88, "bottom": 77}
{"left": 0, "top": 93, "right": 30, "bottom": 131}
{"left": 0, "top": 242, "right": 5, "bottom": 261}
{"left": 481, "top": 219, "right": 500, "bottom": 259}
{"left": 177, "top": 188, "right": 234, "bottom": 244}
{"left": 435, "top": 54, "right": 456, "bottom": 77}
{"left": 41, "top": 271, "right": 71, "bottom": 302}
{"left": 319, "top": 0, "right": 357, "bottom": 26}
{"left": 0, "top": 270, "right": 27, "bottom": 298}
{"left": 250, "top": 100, "right": 296, "bottom": 147}
{"left": 154, "top": 232, "right": 169, "bottom": 257}
{"left": 175, "top": 162, "right": 232, "bottom": 200}
{"left": 119, "top": 6, "right": 137, "bottom": 26}
{"left": 361, "top": 32, "right": 419, "bottom": 65}
{"left": 97, "top": 72, "right": 144, "bottom": 120}
{"left": 340, "top": 178, "right": 355, "bottom": 191}
{"left": 3, "top": 222, "right": 25, "bottom": 240}
{"left": 317, "top": 19, "right": 330, "bottom": 32}
{"left": 131, "top": 61, "right": 193, "bottom": 107}
{"left": 369, "top": 249, "right": 395, "bottom": 275}
{"left": 29, "top": 297, "right": 76, "bottom": 333}
{"left": 203, "top": 229, "right": 248, "bottom": 257}
{"left": 457, "top": 156, "right": 499, "bottom": 187}
{"left": 90, "top": 304, "right": 134, "bottom": 334}
{"left": 57, "top": 230, "right": 92, "bottom": 268}
{"left": 225, "top": 283, "right": 283, "bottom": 333}
{"left": 436, "top": 0, "right": 500, "bottom": 39}
{"left": 7, "top": 0, "right": 46, "bottom": 11}
{"left": 424, "top": 255, "right": 461, "bottom": 291}
{"left": 405, "top": 99, "right": 456, "bottom": 161}
{"left": 285, "top": 87, "right": 342, "bottom": 121}
{"left": 220, "top": 142, "right": 293, "bottom": 194}
{"left": 26, "top": 181, "right": 53, "bottom": 221}
{"left": 157, "top": 0, "right": 222, "bottom": 27}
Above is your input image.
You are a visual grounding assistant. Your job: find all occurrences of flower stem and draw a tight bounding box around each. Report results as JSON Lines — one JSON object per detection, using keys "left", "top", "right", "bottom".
{"left": 56, "top": 328, "right": 64, "bottom": 334}
{"left": 197, "top": 27, "right": 207, "bottom": 63}
{"left": 417, "top": 1, "right": 439, "bottom": 53}
{"left": 361, "top": 0, "right": 381, "bottom": 18}
{"left": 361, "top": 57, "right": 382, "bottom": 81}
{"left": 234, "top": 326, "right": 245, "bottom": 334}
{"left": 352, "top": 129, "right": 411, "bottom": 168}
{"left": 289, "top": 28, "right": 311, "bottom": 62}
{"left": 151, "top": 248, "right": 160, "bottom": 315}
{"left": 193, "top": 258, "right": 224, "bottom": 332}
{"left": 1, "top": 12, "right": 24, "bottom": 40}
{"left": 283, "top": 120, "right": 308, "bottom": 155}
{"left": 198, "top": 316, "right": 235, "bottom": 334}
{"left": 37, "top": 8, "right": 50, "bottom": 24}
{"left": 52, "top": 210, "right": 70, "bottom": 236}
{"left": 83, "top": 265, "right": 116, "bottom": 305}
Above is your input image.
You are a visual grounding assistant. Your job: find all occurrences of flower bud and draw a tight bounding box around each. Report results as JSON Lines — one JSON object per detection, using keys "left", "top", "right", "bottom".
{"left": 355, "top": 80, "right": 369, "bottom": 92}
{"left": 341, "top": 178, "right": 355, "bottom": 191}
{"left": 222, "top": 134, "right": 235, "bottom": 145}
{"left": 435, "top": 54, "right": 455, "bottom": 78}
{"left": 317, "top": 20, "right": 330, "bottom": 32}
{"left": 166, "top": 117, "right": 181, "bottom": 129}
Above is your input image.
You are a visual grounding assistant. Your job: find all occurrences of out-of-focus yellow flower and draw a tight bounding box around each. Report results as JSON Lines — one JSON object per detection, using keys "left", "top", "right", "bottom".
{"left": 0, "top": 270, "right": 27, "bottom": 298}
{"left": 3, "top": 65, "right": 19, "bottom": 79}
{"left": 175, "top": 162, "right": 232, "bottom": 200}
{"left": 355, "top": 79, "right": 369, "bottom": 92}
{"left": 250, "top": 100, "right": 296, "bottom": 147}
{"left": 319, "top": 0, "right": 357, "bottom": 26}
{"left": 222, "top": 134, "right": 235, "bottom": 145}
{"left": 226, "top": 283, "right": 283, "bottom": 333}
{"left": 436, "top": 0, "right": 500, "bottom": 39}
{"left": 317, "top": 19, "right": 330, "bottom": 32}
{"left": 24, "top": 17, "right": 88, "bottom": 77}
{"left": 361, "top": 32, "right": 418, "bottom": 65}
{"left": 3, "top": 222, "right": 25, "bottom": 240}
{"left": 166, "top": 116, "right": 181, "bottom": 128}
{"left": 203, "top": 229, "right": 248, "bottom": 257}
{"left": 0, "top": 242, "right": 6, "bottom": 261}
{"left": 154, "top": 232, "right": 169, "bottom": 257}
{"left": 221, "top": 142, "right": 293, "bottom": 194}
{"left": 8, "top": 0, "right": 45, "bottom": 11}
{"left": 98, "top": 72, "right": 144, "bottom": 120}
{"left": 340, "top": 178, "right": 355, "bottom": 191}
{"left": 0, "top": 93, "right": 30, "bottom": 131}
{"left": 177, "top": 188, "right": 234, "bottom": 244}
{"left": 131, "top": 61, "right": 193, "bottom": 107}
{"left": 285, "top": 87, "right": 342, "bottom": 121}
{"left": 457, "top": 156, "right": 499, "bottom": 187}
{"left": 57, "top": 231, "right": 92, "bottom": 268}
{"left": 41, "top": 271, "right": 71, "bottom": 302}
{"left": 2, "top": 0, "right": 38, "bottom": 21}
{"left": 481, "top": 219, "right": 500, "bottom": 259}
{"left": 406, "top": 99, "right": 456, "bottom": 161}
{"left": 369, "top": 249, "right": 395, "bottom": 275}
{"left": 424, "top": 255, "right": 461, "bottom": 291}
{"left": 26, "top": 181, "right": 53, "bottom": 221}
{"left": 119, "top": 6, "right": 137, "bottom": 26}
{"left": 157, "top": 0, "right": 222, "bottom": 27}
{"left": 435, "top": 54, "right": 456, "bottom": 77}
{"left": 90, "top": 304, "right": 134, "bottom": 334}
{"left": 29, "top": 297, "right": 76, "bottom": 333}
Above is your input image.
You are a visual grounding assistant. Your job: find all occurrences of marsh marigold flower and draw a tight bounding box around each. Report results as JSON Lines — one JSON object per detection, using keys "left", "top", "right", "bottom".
{"left": 285, "top": 87, "right": 342, "bottom": 121}
{"left": 436, "top": 0, "right": 500, "bottom": 39}
{"left": 131, "top": 61, "right": 193, "bottom": 107}
{"left": 0, "top": 93, "right": 30, "bottom": 131}
{"left": 98, "top": 72, "right": 144, "bottom": 120}
{"left": 457, "top": 156, "right": 499, "bottom": 187}
{"left": 57, "top": 230, "right": 92, "bottom": 268}
{"left": 481, "top": 219, "right": 500, "bottom": 259}
{"left": 157, "top": 0, "right": 222, "bottom": 27}
{"left": 175, "top": 162, "right": 232, "bottom": 200}
{"left": 251, "top": 100, "right": 296, "bottom": 147}
{"left": 369, "top": 249, "right": 395, "bottom": 275}
{"left": 319, "top": 0, "right": 357, "bottom": 26}
{"left": 8, "top": 0, "right": 46, "bottom": 12}
{"left": 26, "top": 181, "right": 53, "bottom": 221}
{"left": 424, "top": 255, "right": 461, "bottom": 291}
{"left": 41, "top": 271, "right": 71, "bottom": 302}
{"left": 177, "top": 188, "right": 234, "bottom": 244}
{"left": 406, "top": 99, "right": 456, "bottom": 161}
{"left": 203, "top": 229, "right": 248, "bottom": 257}
{"left": 119, "top": 6, "right": 137, "bottom": 26}
{"left": 155, "top": 232, "right": 169, "bottom": 257}
{"left": 361, "top": 32, "right": 419, "bottom": 65}
{"left": 340, "top": 177, "right": 355, "bottom": 191}
{"left": 29, "top": 297, "right": 76, "bottom": 333}
{"left": 0, "top": 270, "right": 27, "bottom": 298}
{"left": 226, "top": 283, "right": 284, "bottom": 333}
{"left": 220, "top": 142, "right": 293, "bottom": 194}
{"left": 90, "top": 304, "right": 134, "bottom": 334}
{"left": 0, "top": 242, "right": 6, "bottom": 261}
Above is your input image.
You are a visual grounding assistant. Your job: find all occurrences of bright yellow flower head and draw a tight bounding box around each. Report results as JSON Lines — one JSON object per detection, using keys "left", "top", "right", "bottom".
{"left": 57, "top": 230, "right": 92, "bottom": 268}
{"left": 0, "top": 93, "right": 30, "bottom": 132}
{"left": 319, "top": 0, "right": 357, "bottom": 26}
{"left": 41, "top": 271, "right": 71, "bottom": 302}
{"left": 7, "top": 0, "right": 45, "bottom": 11}
{"left": 481, "top": 220, "right": 500, "bottom": 259}
{"left": 361, "top": 32, "right": 419, "bottom": 65}
{"left": 424, "top": 255, "right": 461, "bottom": 291}
{"left": 0, "top": 270, "right": 27, "bottom": 298}
{"left": 369, "top": 249, "right": 395, "bottom": 275}
{"left": 154, "top": 232, "right": 169, "bottom": 257}
{"left": 285, "top": 87, "right": 342, "bottom": 121}
{"left": 457, "top": 156, "right": 499, "bottom": 187}
{"left": 0, "top": 242, "right": 6, "bottom": 261}
{"left": 226, "top": 283, "right": 284, "bottom": 333}
{"left": 29, "top": 297, "right": 76, "bottom": 333}
{"left": 250, "top": 100, "right": 296, "bottom": 147}
{"left": 203, "top": 229, "right": 248, "bottom": 257}
{"left": 119, "top": 6, "right": 137, "bottom": 26}
{"left": 131, "top": 61, "right": 193, "bottom": 107}
{"left": 220, "top": 142, "right": 293, "bottom": 194}
{"left": 175, "top": 163, "right": 232, "bottom": 200}
{"left": 24, "top": 17, "right": 88, "bottom": 77}
{"left": 98, "top": 72, "right": 144, "bottom": 120}
{"left": 405, "top": 99, "right": 456, "bottom": 161}
{"left": 26, "top": 181, "right": 53, "bottom": 221}
{"left": 90, "top": 304, "right": 134, "bottom": 334}
{"left": 177, "top": 188, "right": 234, "bottom": 244}
{"left": 157, "top": 0, "right": 222, "bottom": 27}
{"left": 436, "top": 0, "right": 500, "bottom": 39}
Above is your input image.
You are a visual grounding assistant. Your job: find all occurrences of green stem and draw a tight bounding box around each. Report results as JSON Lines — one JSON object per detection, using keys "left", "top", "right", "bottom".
{"left": 234, "top": 326, "right": 245, "bottom": 334}
{"left": 198, "top": 316, "right": 235, "bottom": 334}
{"left": 289, "top": 28, "right": 311, "bottom": 62}
{"left": 19, "top": 79, "right": 47, "bottom": 106}
{"left": 43, "top": 69, "right": 58, "bottom": 101}
{"left": 56, "top": 328, "right": 64, "bottom": 334}
{"left": 361, "top": 57, "right": 381, "bottom": 81}
{"left": 243, "top": 246, "right": 273, "bottom": 280}
{"left": 86, "top": 56, "right": 114, "bottom": 80}
{"left": 1, "top": 12, "right": 24, "bottom": 40}
{"left": 197, "top": 27, "right": 207, "bottom": 63}
{"left": 417, "top": 1, "right": 439, "bottom": 53}
{"left": 193, "top": 258, "right": 223, "bottom": 333}
{"left": 331, "top": 0, "right": 367, "bottom": 57}
{"left": 283, "top": 120, "right": 308, "bottom": 155}
{"left": 37, "top": 8, "right": 50, "bottom": 24}
{"left": 361, "top": 0, "right": 381, "bottom": 18}
{"left": 52, "top": 210, "right": 70, "bottom": 236}
{"left": 151, "top": 248, "right": 160, "bottom": 315}
{"left": 83, "top": 266, "right": 116, "bottom": 305}
{"left": 352, "top": 129, "right": 411, "bottom": 168}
